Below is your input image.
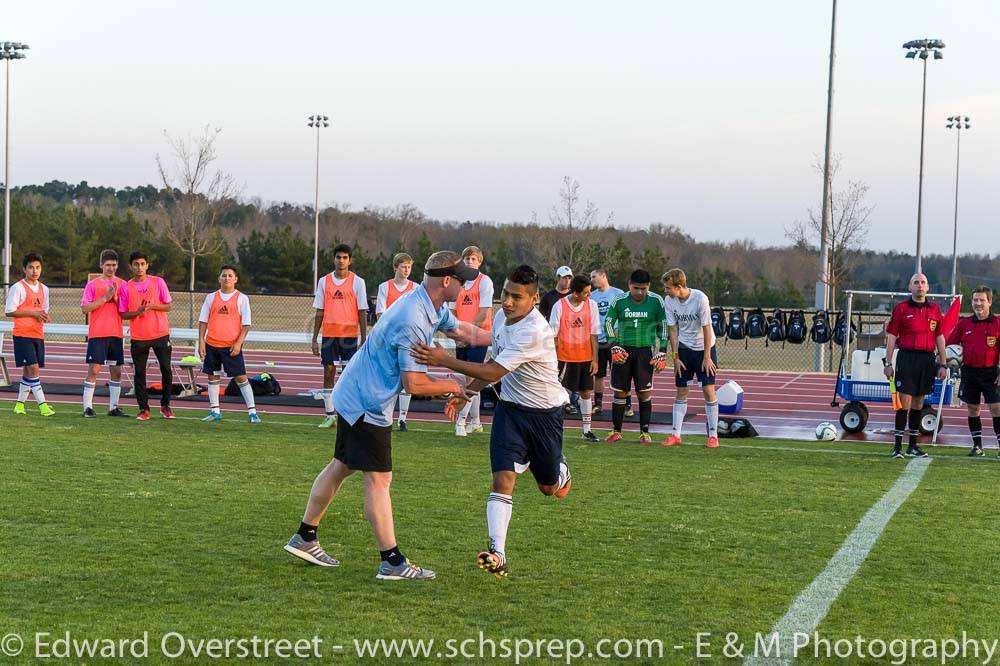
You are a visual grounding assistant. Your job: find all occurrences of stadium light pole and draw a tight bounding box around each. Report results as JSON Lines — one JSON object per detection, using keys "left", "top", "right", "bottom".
{"left": 945, "top": 115, "right": 969, "bottom": 296}
{"left": 814, "top": 0, "right": 838, "bottom": 372}
{"left": 903, "top": 38, "right": 944, "bottom": 275}
{"left": 307, "top": 114, "right": 330, "bottom": 289}
{"left": 1, "top": 41, "right": 29, "bottom": 293}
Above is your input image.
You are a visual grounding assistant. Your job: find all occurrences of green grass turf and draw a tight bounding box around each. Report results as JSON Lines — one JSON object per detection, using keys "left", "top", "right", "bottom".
{"left": 1, "top": 403, "right": 997, "bottom": 664}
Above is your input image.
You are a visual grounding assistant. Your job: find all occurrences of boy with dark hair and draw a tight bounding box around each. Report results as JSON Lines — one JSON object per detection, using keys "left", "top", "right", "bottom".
{"left": 604, "top": 269, "right": 667, "bottom": 444}
{"left": 549, "top": 274, "right": 600, "bottom": 441}
{"left": 80, "top": 249, "right": 129, "bottom": 417}
{"left": 312, "top": 243, "right": 368, "bottom": 429}
{"left": 121, "top": 251, "right": 175, "bottom": 420}
{"left": 5, "top": 253, "right": 55, "bottom": 416}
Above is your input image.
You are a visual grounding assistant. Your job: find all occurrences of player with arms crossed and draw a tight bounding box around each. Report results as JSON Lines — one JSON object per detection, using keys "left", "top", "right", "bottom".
{"left": 5, "top": 253, "right": 55, "bottom": 417}
{"left": 946, "top": 286, "right": 1000, "bottom": 457}
{"left": 412, "top": 265, "right": 572, "bottom": 578}
{"left": 603, "top": 269, "right": 668, "bottom": 444}
{"left": 80, "top": 249, "right": 129, "bottom": 418}
{"left": 549, "top": 274, "right": 601, "bottom": 442}
{"left": 660, "top": 268, "right": 720, "bottom": 448}
{"left": 284, "top": 251, "right": 490, "bottom": 580}
{"left": 376, "top": 252, "right": 418, "bottom": 431}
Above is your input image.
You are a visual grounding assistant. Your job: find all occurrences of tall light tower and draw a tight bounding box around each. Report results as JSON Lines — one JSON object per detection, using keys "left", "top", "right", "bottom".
{"left": 902, "top": 38, "right": 945, "bottom": 274}
{"left": 815, "top": 0, "right": 838, "bottom": 372}
{"left": 1, "top": 41, "right": 29, "bottom": 292}
{"left": 307, "top": 114, "right": 329, "bottom": 289}
{"left": 945, "top": 115, "right": 970, "bottom": 296}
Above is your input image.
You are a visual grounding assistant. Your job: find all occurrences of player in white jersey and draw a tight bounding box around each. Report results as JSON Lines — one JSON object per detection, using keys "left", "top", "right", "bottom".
{"left": 659, "top": 268, "right": 720, "bottom": 448}
{"left": 412, "top": 265, "right": 571, "bottom": 578}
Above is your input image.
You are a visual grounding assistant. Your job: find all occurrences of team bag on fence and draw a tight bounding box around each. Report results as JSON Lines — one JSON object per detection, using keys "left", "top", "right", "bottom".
{"left": 810, "top": 310, "right": 832, "bottom": 344}
{"left": 726, "top": 307, "right": 746, "bottom": 344}
{"left": 711, "top": 307, "right": 727, "bottom": 339}
{"left": 746, "top": 308, "right": 767, "bottom": 339}
{"left": 785, "top": 310, "right": 807, "bottom": 344}
{"left": 766, "top": 308, "right": 787, "bottom": 346}
{"left": 832, "top": 312, "right": 856, "bottom": 346}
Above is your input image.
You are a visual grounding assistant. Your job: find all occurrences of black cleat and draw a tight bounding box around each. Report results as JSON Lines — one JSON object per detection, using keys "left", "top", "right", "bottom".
{"left": 581, "top": 431, "right": 600, "bottom": 443}
{"left": 397, "top": 420, "right": 408, "bottom": 432}
{"left": 83, "top": 407, "right": 97, "bottom": 419}
{"left": 891, "top": 447, "right": 904, "bottom": 459}
{"left": 477, "top": 549, "right": 508, "bottom": 578}
{"left": 107, "top": 408, "right": 130, "bottom": 417}
{"left": 906, "top": 446, "right": 928, "bottom": 458}
{"left": 969, "top": 447, "right": 985, "bottom": 457}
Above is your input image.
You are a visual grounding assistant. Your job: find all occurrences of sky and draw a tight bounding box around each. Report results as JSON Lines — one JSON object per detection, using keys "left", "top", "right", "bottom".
{"left": 4, "top": 1, "right": 999, "bottom": 254}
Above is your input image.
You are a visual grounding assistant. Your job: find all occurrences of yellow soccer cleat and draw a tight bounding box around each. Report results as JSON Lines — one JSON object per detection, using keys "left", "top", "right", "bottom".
{"left": 38, "top": 403, "right": 56, "bottom": 417}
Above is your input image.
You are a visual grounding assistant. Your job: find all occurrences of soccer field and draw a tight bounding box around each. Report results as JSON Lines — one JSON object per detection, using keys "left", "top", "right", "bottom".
{"left": 2, "top": 404, "right": 998, "bottom": 664}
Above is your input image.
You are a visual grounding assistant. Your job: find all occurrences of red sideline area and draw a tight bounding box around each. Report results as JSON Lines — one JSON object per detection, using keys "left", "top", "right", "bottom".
{"left": 2, "top": 341, "right": 979, "bottom": 448}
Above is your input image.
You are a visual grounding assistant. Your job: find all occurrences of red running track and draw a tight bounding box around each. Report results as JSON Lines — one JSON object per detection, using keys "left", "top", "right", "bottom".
{"left": 2, "top": 341, "right": 981, "bottom": 448}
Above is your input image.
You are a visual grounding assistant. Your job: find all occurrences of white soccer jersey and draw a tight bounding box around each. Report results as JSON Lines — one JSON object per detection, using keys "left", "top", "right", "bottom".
{"left": 664, "top": 288, "right": 714, "bottom": 351}
{"left": 491, "top": 308, "right": 569, "bottom": 409}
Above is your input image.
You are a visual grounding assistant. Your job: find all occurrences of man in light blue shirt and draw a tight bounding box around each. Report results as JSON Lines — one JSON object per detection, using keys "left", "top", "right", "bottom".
{"left": 589, "top": 268, "right": 626, "bottom": 416}
{"left": 285, "top": 251, "right": 491, "bottom": 581}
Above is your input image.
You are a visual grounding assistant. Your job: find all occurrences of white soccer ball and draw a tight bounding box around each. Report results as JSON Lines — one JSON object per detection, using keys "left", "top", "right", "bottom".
{"left": 945, "top": 344, "right": 963, "bottom": 370}
{"left": 815, "top": 422, "right": 837, "bottom": 441}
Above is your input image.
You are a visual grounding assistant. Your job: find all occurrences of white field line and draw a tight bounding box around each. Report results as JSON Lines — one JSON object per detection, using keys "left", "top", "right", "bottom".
{"left": 744, "top": 457, "right": 932, "bottom": 666}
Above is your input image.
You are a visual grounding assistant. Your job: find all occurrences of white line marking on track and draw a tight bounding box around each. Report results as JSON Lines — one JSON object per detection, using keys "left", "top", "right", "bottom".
{"left": 779, "top": 373, "right": 804, "bottom": 389}
{"left": 744, "top": 457, "right": 932, "bottom": 666}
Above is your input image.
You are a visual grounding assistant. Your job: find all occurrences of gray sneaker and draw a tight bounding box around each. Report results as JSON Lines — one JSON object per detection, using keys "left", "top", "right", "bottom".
{"left": 376, "top": 559, "right": 436, "bottom": 581}
{"left": 283, "top": 534, "right": 340, "bottom": 567}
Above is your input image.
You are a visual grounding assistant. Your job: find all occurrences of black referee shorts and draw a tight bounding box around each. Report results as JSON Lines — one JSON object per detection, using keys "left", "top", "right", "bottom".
{"left": 959, "top": 366, "right": 1000, "bottom": 405}
{"left": 893, "top": 349, "right": 936, "bottom": 397}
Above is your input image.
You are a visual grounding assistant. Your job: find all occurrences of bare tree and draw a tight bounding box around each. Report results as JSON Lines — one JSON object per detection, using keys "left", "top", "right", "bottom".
{"left": 786, "top": 155, "right": 872, "bottom": 305}
{"left": 156, "top": 126, "right": 240, "bottom": 294}
{"left": 547, "top": 176, "right": 613, "bottom": 269}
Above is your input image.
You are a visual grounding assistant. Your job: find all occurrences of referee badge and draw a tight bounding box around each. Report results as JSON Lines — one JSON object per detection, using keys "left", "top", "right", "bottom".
{"left": 929, "top": 320, "right": 938, "bottom": 331}
{"left": 988, "top": 336, "right": 997, "bottom": 348}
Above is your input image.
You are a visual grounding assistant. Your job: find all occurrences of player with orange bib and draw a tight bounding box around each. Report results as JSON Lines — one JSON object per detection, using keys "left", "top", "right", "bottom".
{"left": 80, "top": 249, "right": 130, "bottom": 418}
{"left": 312, "top": 243, "right": 369, "bottom": 429}
{"left": 198, "top": 265, "right": 259, "bottom": 423}
{"left": 5, "top": 252, "right": 55, "bottom": 417}
{"left": 549, "top": 275, "right": 601, "bottom": 442}
{"left": 376, "top": 252, "right": 417, "bottom": 430}
{"left": 120, "top": 251, "right": 175, "bottom": 421}
{"left": 450, "top": 246, "right": 494, "bottom": 436}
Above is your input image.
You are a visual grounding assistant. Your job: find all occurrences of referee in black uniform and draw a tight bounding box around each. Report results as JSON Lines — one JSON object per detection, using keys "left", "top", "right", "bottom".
{"left": 882, "top": 273, "right": 948, "bottom": 459}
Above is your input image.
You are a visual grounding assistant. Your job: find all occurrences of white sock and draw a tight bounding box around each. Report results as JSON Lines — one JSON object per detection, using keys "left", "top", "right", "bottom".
{"left": 237, "top": 379, "right": 257, "bottom": 414}
{"left": 705, "top": 400, "right": 720, "bottom": 438}
{"left": 398, "top": 392, "right": 411, "bottom": 421}
{"left": 458, "top": 400, "right": 472, "bottom": 426}
{"left": 579, "top": 397, "right": 592, "bottom": 433}
{"left": 208, "top": 380, "right": 221, "bottom": 411}
{"left": 322, "top": 388, "right": 335, "bottom": 416}
{"left": 30, "top": 381, "right": 46, "bottom": 404}
{"left": 83, "top": 381, "right": 96, "bottom": 410}
{"left": 557, "top": 460, "right": 571, "bottom": 489}
{"left": 18, "top": 380, "right": 30, "bottom": 402}
{"left": 486, "top": 492, "right": 512, "bottom": 564}
{"left": 469, "top": 394, "right": 481, "bottom": 426}
{"left": 672, "top": 399, "right": 688, "bottom": 436}
{"left": 108, "top": 381, "right": 121, "bottom": 409}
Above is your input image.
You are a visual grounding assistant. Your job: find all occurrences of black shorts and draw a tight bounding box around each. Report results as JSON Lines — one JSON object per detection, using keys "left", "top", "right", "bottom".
{"left": 490, "top": 400, "right": 564, "bottom": 486}
{"left": 893, "top": 349, "right": 936, "bottom": 397}
{"left": 86, "top": 337, "right": 125, "bottom": 366}
{"left": 610, "top": 346, "right": 654, "bottom": 393}
{"left": 334, "top": 414, "right": 393, "bottom": 472}
{"left": 596, "top": 343, "right": 612, "bottom": 379}
{"left": 12, "top": 336, "right": 44, "bottom": 368}
{"left": 321, "top": 337, "right": 359, "bottom": 365}
{"left": 457, "top": 345, "right": 488, "bottom": 363}
{"left": 558, "top": 360, "right": 594, "bottom": 392}
{"left": 959, "top": 365, "right": 1000, "bottom": 405}
{"left": 203, "top": 344, "right": 246, "bottom": 377}
{"left": 676, "top": 345, "right": 719, "bottom": 388}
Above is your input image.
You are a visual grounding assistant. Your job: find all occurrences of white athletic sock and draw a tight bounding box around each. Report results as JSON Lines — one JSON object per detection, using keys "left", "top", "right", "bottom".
{"left": 672, "top": 399, "right": 688, "bottom": 436}
{"left": 207, "top": 380, "right": 221, "bottom": 411}
{"left": 18, "top": 380, "right": 30, "bottom": 402}
{"left": 579, "top": 398, "right": 592, "bottom": 433}
{"left": 30, "top": 380, "right": 46, "bottom": 405}
{"left": 322, "top": 388, "right": 335, "bottom": 416}
{"left": 705, "top": 400, "right": 720, "bottom": 438}
{"left": 398, "top": 392, "right": 411, "bottom": 421}
{"left": 108, "top": 381, "right": 121, "bottom": 409}
{"left": 469, "top": 393, "right": 482, "bottom": 427}
{"left": 237, "top": 379, "right": 257, "bottom": 414}
{"left": 557, "top": 460, "right": 571, "bottom": 489}
{"left": 458, "top": 399, "right": 472, "bottom": 426}
{"left": 486, "top": 492, "right": 512, "bottom": 563}
{"left": 83, "top": 381, "right": 96, "bottom": 410}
